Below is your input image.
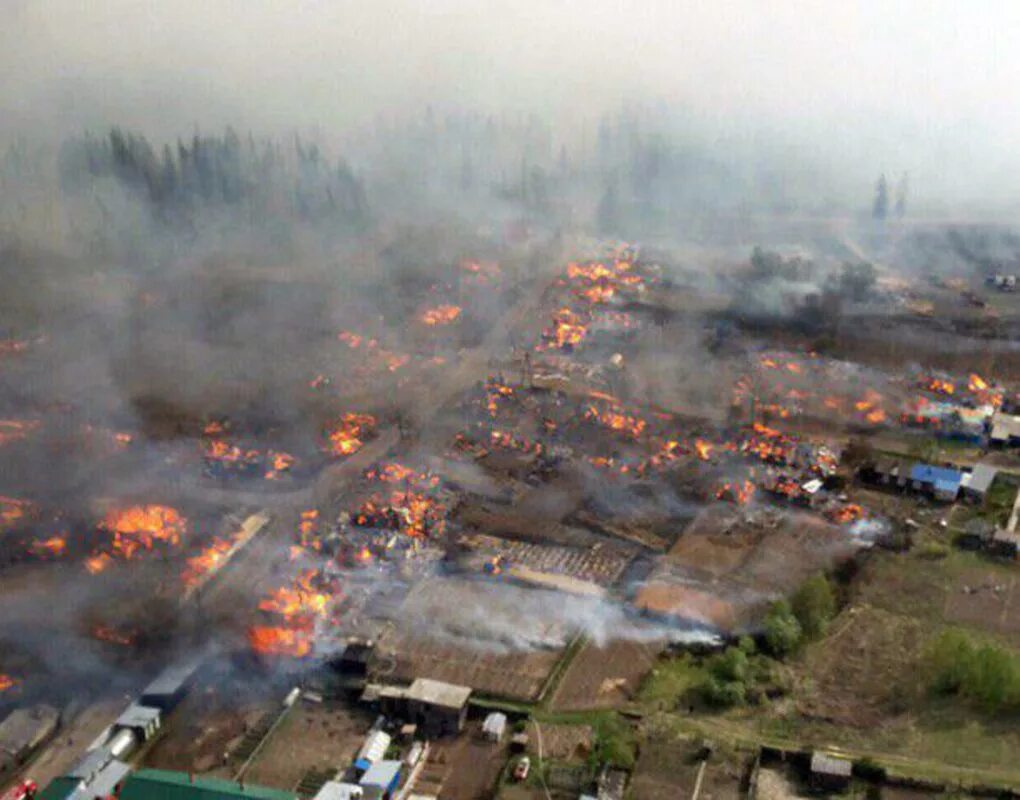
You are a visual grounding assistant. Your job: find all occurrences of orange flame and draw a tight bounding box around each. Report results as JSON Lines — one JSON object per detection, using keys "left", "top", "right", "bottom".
{"left": 92, "top": 624, "right": 135, "bottom": 646}
{"left": 325, "top": 413, "right": 376, "bottom": 456}
{"left": 31, "top": 535, "right": 67, "bottom": 557}
{"left": 421, "top": 305, "right": 462, "bottom": 326}
{"left": 265, "top": 450, "right": 295, "bottom": 480}
{"left": 248, "top": 626, "right": 312, "bottom": 658}
{"left": 98, "top": 504, "right": 186, "bottom": 562}
{"left": 585, "top": 402, "right": 647, "bottom": 438}
{"left": 85, "top": 553, "right": 112, "bottom": 574}
{"left": 0, "top": 496, "right": 33, "bottom": 530}
{"left": 0, "top": 674, "right": 18, "bottom": 692}
{"left": 0, "top": 419, "right": 41, "bottom": 447}
{"left": 539, "top": 307, "right": 589, "bottom": 351}
{"left": 827, "top": 504, "right": 864, "bottom": 524}
{"left": 716, "top": 480, "right": 756, "bottom": 505}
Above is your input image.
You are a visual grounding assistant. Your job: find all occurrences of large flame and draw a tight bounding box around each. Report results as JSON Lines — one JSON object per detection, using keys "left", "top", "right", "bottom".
{"left": 97, "top": 504, "right": 186, "bottom": 563}
{"left": 248, "top": 626, "right": 312, "bottom": 658}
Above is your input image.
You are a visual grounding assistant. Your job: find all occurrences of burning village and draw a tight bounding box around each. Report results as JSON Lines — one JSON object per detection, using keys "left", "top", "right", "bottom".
{"left": 4, "top": 4, "right": 1020, "bottom": 800}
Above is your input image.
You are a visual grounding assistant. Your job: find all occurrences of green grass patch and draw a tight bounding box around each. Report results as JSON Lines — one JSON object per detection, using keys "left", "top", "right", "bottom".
{"left": 637, "top": 653, "right": 708, "bottom": 712}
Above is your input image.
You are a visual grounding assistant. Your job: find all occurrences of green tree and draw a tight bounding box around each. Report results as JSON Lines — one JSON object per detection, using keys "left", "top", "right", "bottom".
{"left": 710, "top": 646, "right": 749, "bottom": 683}
{"left": 764, "top": 600, "right": 802, "bottom": 657}
{"left": 704, "top": 676, "right": 746, "bottom": 708}
{"left": 792, "top": 574, "right": 837, "bottom": 639}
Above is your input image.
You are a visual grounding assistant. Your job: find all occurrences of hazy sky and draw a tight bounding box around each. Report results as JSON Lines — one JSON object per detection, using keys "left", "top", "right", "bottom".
{"left": 3, "top": 1, "right": 1020, "bottom": 204}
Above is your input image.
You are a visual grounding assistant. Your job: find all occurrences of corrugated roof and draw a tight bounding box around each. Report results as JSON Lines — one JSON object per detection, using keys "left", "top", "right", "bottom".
{"left": 359, "top": 761, "right": 400, "bottom": 790}
{"left": 910, "top": 463, "right": 963, "bottom": 487}
{"left": 118, "top": 770, "right": 295, "bottom": 800}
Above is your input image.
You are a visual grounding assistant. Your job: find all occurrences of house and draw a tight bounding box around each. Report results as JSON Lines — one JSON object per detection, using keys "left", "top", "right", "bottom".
{"left": 372, "top": 679, "right": 471, "bottom": 737}
{"left": 909, "top": 464, "right": 964, "bottom": 501}
{"left": 861, "top": 457, "right": 911, "bottom": 490}
{"left": 809, "top": 751, "right": 852, "bottom": 792}
{"left": 961, "top": 464, "right": 998, "bottom": 502}
{"left": 359, "top": 761, "right": 401, "bottom": 800}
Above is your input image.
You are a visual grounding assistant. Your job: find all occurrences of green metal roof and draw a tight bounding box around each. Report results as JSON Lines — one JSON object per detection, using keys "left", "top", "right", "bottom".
{"left": 38, "top": 776, "right": 78, "bottom": 800}
{"left": 117, "top": 770, "right": 295, "bottom": 800}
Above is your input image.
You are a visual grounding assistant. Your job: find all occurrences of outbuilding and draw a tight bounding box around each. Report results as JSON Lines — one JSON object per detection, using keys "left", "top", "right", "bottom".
{"left": 482, "top": 712, "right": 507, "bottom": 743}
{"left": 962, "top": 464, "right": 998, "bottom": 502}
{"left": 809, "top": 751, "right": 852, "bottom": 792}
{"left": 359, "top": 761, "right": 401, "bottom": 800}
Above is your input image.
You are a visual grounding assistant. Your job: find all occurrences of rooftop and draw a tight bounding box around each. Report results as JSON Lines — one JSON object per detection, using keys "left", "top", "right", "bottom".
{"left": 116, "top": 703, "right": 162, "bottom": 730}
{"left": 0, "top": 705, "right": 60, "bottom": 755}
{"left": 141, "top": 659, "right": 203, "bottom": 698}
{"left": 910, "top": 463, "right": 963, "bottom": 488}
{"left": 311, "top": 782, "right": 363, "bottom": 800}
{"left": 810, "top": 751, "right": 852, "bottom": 777}
{"left": 966, "top": 464, "right": 999, "bottom": 493}
{"left": 406, "top": 678, "right": 472, "bottom": 709}
{"left": 117, "top": 769, "right": 295, "bottom": 800}
{"left": 359, "top": 761, "right": 401, "bottom": 789}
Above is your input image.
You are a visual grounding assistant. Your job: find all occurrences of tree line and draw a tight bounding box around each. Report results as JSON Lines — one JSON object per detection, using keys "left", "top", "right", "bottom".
{"left": 58, "top": 127, "right": 370, "bottom": 229}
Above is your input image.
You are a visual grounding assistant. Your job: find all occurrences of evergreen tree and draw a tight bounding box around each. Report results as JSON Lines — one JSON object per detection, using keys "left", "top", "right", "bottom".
{"left": 873, "top": 174, "right": 889, "bottom": 220}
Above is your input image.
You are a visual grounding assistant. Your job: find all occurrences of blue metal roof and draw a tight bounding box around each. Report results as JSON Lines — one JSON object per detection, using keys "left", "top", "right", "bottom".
{"left": 910, "top": 463, "right": 963, "bottom": 488}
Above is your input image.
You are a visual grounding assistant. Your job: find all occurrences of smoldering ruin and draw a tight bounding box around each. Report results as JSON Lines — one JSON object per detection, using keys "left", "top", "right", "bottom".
{"left": 3, "top": 4, "right": 1020, "bottom": 798}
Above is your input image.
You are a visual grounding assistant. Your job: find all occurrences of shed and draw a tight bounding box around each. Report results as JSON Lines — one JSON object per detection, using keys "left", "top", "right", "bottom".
{"left": 962, "top": 464, "right": 998, "bottom": 501}
{"left": 990, "top": 413, "right": 1020, "bottom": 447}
{"left": 482, "top": 712, "right": 507, "bottom": 742}
{"left": 311, "top": 782, "right": 363, "bottom": 800}
{"left": 809, "top": 751, "right": 852, "bottom": 791}
{"left": 354, "top": 730, "right": 391, "bottom": 772}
